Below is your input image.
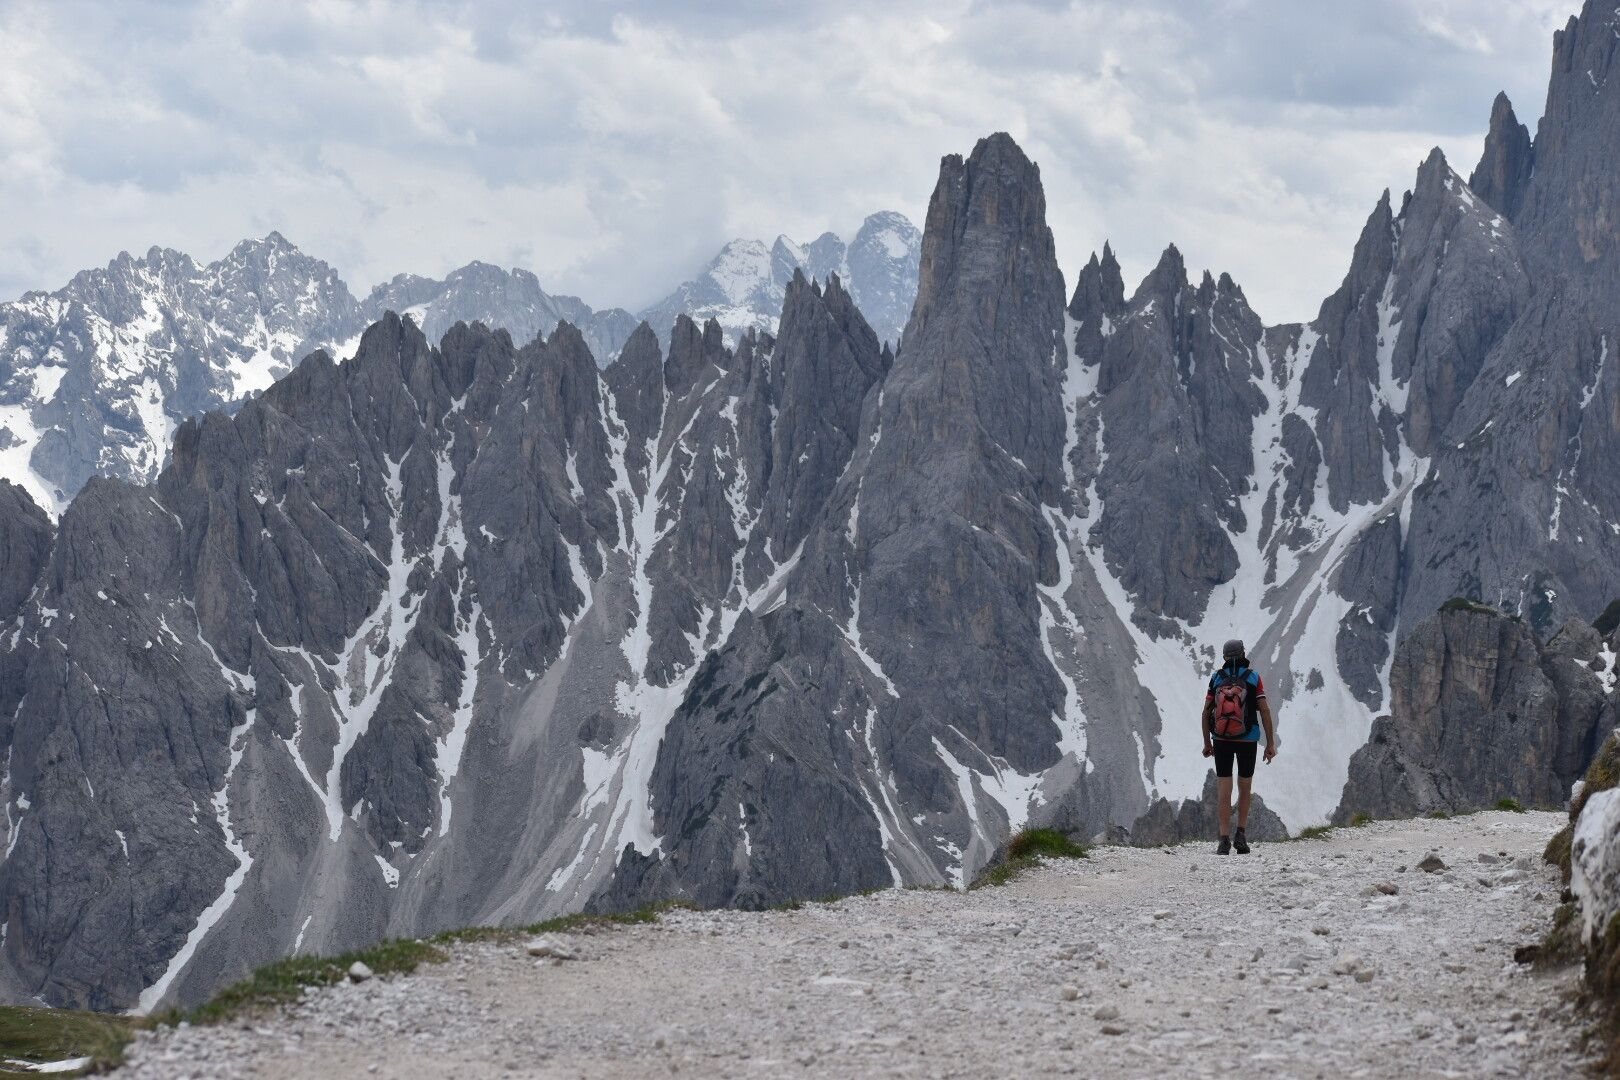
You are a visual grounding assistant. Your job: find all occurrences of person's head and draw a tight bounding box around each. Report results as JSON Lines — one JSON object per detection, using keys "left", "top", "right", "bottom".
{"left": 1222, "top": 638, "right": 1246, "bottom": 667}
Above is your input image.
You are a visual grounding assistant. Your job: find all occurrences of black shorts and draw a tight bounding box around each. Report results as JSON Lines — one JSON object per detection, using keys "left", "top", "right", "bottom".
{"left": 1214, "top": 740, "right": 1258, "bottom": 779}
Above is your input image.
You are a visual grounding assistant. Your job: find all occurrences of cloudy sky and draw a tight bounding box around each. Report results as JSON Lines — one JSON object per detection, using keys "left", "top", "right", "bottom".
{"left": 0, "top": 0, "right": 1578, "bottom": 323}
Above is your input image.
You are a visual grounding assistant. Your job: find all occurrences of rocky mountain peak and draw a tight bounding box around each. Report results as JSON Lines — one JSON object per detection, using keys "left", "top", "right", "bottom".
{"left": 1067, "top": 244, "right": 1127, "bottom": 355}
{"left": 1470, "top": 92, "right": 1535, "bottom": 219}
{"left": 909, "top": 131, "right": 1059, "bottom": 349}
{"left": 640, "top": 211, "right": 921, "bottom": 351}
{"left": 1516, "top": 0, "right": 1620, "bottom": 276}
{"left": 663, "top": 314, "right": 728, "bottom": 396}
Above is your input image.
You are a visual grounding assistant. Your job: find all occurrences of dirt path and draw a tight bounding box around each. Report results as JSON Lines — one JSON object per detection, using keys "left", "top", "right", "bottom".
{"left": 119, "top": 811, "right": 1598, "bottom": 1078}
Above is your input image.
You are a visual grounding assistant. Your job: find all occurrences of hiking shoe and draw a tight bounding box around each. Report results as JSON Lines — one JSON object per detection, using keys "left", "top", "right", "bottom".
{"left": 1216, "top": 836, "right": 1231, "bottom": 855}
{"left": 1233, "top": 829, "right": 1250, "bottom": 855}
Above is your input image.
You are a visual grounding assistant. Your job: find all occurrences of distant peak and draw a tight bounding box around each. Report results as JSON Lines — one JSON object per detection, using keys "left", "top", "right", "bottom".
{"left": 1068, "top": 243, "right": 1126, "bottom": 322}
{"left": 1153, "top": 242, "right": 1186, "bottom": 277}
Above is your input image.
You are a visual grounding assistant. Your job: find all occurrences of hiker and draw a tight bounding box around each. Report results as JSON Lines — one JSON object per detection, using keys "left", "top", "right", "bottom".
{"left": 1201, "top": 638, "right": 1278, "bottom": 854}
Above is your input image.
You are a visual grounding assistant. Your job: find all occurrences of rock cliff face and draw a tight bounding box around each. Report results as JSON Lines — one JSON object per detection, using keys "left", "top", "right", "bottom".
{"left": 1127, "top": 773, "right": 1288, "bottom": 847}
{"left": 6, "top": 3, "right": 1620, "bottom": 1014}
{"left": 1335, "top": 603, "right": 1617, "bottom": 820}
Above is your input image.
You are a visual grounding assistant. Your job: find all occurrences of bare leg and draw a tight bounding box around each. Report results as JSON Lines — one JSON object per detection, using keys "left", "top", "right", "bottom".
{"left": 1217, "top": 776, "right": 1233, "bottom": 836}
{"left": 1237, "top": 776, "right": 1253, "bottom": 829}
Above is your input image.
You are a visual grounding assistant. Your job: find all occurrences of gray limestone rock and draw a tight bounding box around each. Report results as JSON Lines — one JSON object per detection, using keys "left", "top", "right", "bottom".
{"left": 1126, "top": 773, "right": 1289, "bottom": 846}
{"left": 1469, "top": 92, "right": 1534, "bottom": 220}
{"left": 1334, "top": 602, "right": 1615, "bottom": 822}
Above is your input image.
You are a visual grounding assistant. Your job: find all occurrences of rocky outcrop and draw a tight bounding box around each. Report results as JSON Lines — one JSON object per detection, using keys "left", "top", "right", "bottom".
{"left": 1092, "top": 247, "right": 1264, "bottom": 623}
{"left": 1334, "top": 602, "right": 1617, "bottom": 821}
{"left": 0, "top": 480, "right": 51, "bottom": 779}
{"left": 1469, "top": 92, "right": 1534, "bottom": 220}
{"left": 0, "top": 481, "right": 50, "bottom": 625}
{"left": 1126, "top": 772, "right": 1289, "bottom": 847}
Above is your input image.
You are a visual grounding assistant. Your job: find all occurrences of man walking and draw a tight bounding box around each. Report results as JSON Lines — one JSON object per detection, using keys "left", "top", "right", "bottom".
{"left": 1201, "top": 638, "right": 1278, "bottom": 854}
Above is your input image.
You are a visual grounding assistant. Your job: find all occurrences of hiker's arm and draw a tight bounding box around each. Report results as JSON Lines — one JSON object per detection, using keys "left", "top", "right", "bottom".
{"left": 1260, "top": 698, "right": 1278, "bottom": 762}
{"left": 1201, "top": 696, "right": 1214, "bottom": 757}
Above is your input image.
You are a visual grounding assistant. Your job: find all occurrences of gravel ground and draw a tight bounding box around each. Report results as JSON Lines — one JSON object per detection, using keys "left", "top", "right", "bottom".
{"left": 118, "top": 810, "right": 1598, "bottom": 1079}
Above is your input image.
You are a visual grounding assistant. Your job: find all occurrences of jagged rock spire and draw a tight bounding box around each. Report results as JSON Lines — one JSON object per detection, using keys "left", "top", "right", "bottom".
{"left": 1469, "top": 92, "right": 1534, "bottom": 219}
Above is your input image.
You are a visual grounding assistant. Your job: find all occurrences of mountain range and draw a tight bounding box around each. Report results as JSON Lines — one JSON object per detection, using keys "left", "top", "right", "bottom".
{"left": 0, "top": 216, "right": 921, "bottom": 515}
{"left": 2, "top": 0, "right": 1619, "bottom": 1016}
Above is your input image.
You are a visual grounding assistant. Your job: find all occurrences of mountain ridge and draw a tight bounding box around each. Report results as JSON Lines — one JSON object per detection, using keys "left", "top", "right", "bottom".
{"left": 0, "top": 213, "right": 921, "bottom": 516}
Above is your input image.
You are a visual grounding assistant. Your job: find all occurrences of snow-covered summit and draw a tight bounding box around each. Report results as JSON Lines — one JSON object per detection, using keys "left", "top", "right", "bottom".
{"left": 0, "top": 234, "right": 359, "bottom": 512}
{"left": 639, "top": 211, "right": 921, "bottom": 349}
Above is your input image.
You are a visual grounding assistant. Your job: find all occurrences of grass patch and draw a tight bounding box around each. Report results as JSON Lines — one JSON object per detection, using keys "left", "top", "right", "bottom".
{"left": 1348, "top": 812, "right": 1373, "bottom": 827}
{"left": 518, "top": 899, "right": 697, "bottom": 937}
{"left": 161, "top": 937, "right": 447, "bottom": 1027}
{"left": 1292, "top": 825, "right": 1335, "bottom": 841}
{"left": 1427, "top": 810, "right": 1451, "bottom": 819}
{"left": 0, "top": 1005, "right": 140, "bottom": 1076}
{"left": 969, "top": 828, "right": 1087, "bottom": 890}
{"left": 1539, "top": 901, "right": 1582, "bottom": 965}
{"left": 162, "top": 899, "right": 700, "bottom": 1027}
{"left": 1545, "top": 824, "right": 1575, "bottom": 884}
{"left": 1495, "top": 797, "right": 1527, "bottom": 813}
{"left": 1006, "top": 828, "right": 1088, "bottom": 861}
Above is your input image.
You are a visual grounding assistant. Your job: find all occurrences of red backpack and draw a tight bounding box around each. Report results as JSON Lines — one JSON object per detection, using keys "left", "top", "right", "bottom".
{"left": 1212, "top": 675, "right": 1250, "bottom": 739}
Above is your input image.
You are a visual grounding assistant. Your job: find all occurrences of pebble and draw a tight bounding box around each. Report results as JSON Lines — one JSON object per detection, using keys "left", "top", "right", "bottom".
{"left": 1418, "top": 853, "right": 1447, "bottom": 873}
{"left": 347, "top": 962, "right": 373, "bottom": 983}
{"left": 1061, "top": 985, "right": 1080, "bottom": 1001}
{"left": 525, "top": 938, "right": 577, "bottom": 960}
{"left": 1093, "top": 1005, "right": 1120, "bottom": 1021}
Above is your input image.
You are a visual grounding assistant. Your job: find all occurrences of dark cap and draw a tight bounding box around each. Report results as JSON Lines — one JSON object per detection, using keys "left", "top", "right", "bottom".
{"left": 1222, "top": 638, "right": 1246, "bottom": 659}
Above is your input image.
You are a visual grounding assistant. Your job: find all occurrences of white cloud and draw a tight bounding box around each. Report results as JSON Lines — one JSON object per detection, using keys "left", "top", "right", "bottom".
{"left": 0, "top": 0, "right": 1578, "bottom": 322}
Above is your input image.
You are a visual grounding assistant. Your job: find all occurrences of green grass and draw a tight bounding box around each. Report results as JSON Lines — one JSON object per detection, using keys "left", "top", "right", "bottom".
{"left": 518, "top": 899, "right": 697, "bottom": 937}
{"left": 1427, "top": 810, "right": 1451, "bottom": 819}
{"left": 159, "top": 936, "right": 448, "bottom": 1027}
{"left": 166, "top": 899, "right": 699, "bottom": 1027}
{"left": 1348, "top": 811, "right": 1373, "bottom": 827}
{"left": 1495, "top": 797, "right": 1527, "bottom": 813}
{"left": 969, "top": 828, "right": 1087, "bottom": 890}
{"left": 0, "top": 1005, "right": 140, "bottom": 1077}
{"left": 1293, "top": 824, "right": 1335, "bottom": 841}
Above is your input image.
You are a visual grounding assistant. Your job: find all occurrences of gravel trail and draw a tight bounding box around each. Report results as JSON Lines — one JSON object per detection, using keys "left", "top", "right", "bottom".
{"left": 119, "top": 811, "right": 1597, "bottom": 1078}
